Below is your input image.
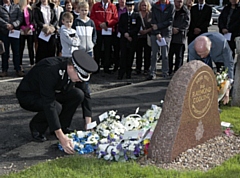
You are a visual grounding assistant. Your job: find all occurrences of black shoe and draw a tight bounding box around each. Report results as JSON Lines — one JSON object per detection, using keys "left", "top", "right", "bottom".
{"left": 134, "top": 70, "right": 141, "bottom": 75}
{"left": 143, "top": 70, "right": 148, "bottom": 75}
{"left": 117, "top": 75, "right": 123, "bottom": 80}
{"left": 162, "top": 74, "right": 171, "bottom": 79}
{"left": 62, "top": 127, "right": 75, "bottom": 134}
{"left": 104, "top": 69, "right": 113, "bottom": 74}
{"left": 29, "top": 123, "right": 47, "bottom": 142}
{"left": 146, "top": 75, "right": 156, "bottom": 80}
{"left": 126, "top": 75, "right": 131, "bottom": 79}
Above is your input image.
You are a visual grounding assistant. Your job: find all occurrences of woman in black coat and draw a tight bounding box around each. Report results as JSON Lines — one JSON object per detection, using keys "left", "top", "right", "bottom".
{"left": 218, "top": 1, "right": 240, "bottom": 59}
{"left": 34, "top": 0, "right": 58, "bottom": 63}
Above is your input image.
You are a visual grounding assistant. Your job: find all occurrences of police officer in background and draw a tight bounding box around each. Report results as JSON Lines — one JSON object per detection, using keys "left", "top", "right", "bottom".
{"left": 16, "top": 50, "right": 98, "bottom": 155}
{"left": 118, "top": 0, "right": 141, "bottom": 79}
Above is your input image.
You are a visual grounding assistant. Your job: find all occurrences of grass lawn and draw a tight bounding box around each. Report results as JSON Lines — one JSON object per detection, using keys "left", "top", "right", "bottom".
{"left": 1, "top": 106, "right": 240, "bottom": 178}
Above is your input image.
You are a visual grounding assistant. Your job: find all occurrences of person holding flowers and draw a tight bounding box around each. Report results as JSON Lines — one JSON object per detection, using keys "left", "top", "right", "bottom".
{"left": 188, "top": 32, "right": 234, "bottom": 104}
{"left": 16, "top": 50, "right": 98, "bottom": 154}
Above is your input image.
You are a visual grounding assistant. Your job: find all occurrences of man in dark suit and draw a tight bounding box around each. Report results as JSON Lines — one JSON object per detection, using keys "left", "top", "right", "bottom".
{"left": 187, "top": 0, "right": 212, "bottom": 44}
{"left": 16, "top": 50, "right": 98, "bottom": 154}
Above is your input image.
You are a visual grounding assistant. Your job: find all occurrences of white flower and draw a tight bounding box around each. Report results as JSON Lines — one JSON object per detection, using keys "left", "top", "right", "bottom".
{"left": 104, "top": 154, "right": 113, "bottom": 160}
{"left": 73, "top": 141, "right": 78, "bottom": 147}
{"left": 77, "top": 131, "right": 85, "bottom": 138}
{"left": 132, "top": 120, "right": 140, "bottom": 129}
{"left": 115, "top": 115, "right": 121, "bottom": 120}
{"left": 98, "top": 143, "right": 109, "bottom": 152}
{"left": 125, "top": 120, "right": 135, "bottom": 131}
{"left": 99, "top": 138, "right": 108, "bottom": 143}
{"left": 128, "top": 143, "right": 135, "bottom": 152}
{"left": 149, "top": 116, "right": 155, "bottom": 123}
{"left": 109, "top": 110, "right": 117, "bottom": 117}
{"left": 122, "top": 140, "right": 130, "bottom": 148}
{"left": 101, "top": 129, "right": 110, "bottom": 137}
{"left": 86, "top": 134, "right": 99, "bottom": 145}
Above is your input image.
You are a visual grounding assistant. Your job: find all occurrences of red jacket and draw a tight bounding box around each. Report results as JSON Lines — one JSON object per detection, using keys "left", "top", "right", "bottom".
{"left": 90, "top": 1, "right": 118, "bottom": 32}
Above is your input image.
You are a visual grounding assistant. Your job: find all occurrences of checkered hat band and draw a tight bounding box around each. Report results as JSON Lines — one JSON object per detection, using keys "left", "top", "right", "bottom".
{"left": 126, "top": 1, "right": 134, "bottom": 4}
{"left": 72, "top": 58, "right": 88, "bottom": 77}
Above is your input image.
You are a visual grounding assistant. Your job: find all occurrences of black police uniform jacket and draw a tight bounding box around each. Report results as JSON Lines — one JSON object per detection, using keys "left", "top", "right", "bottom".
{"left": 118, "top": 11, "right": 141, "bottom": 41}
{"left": 16, "top": 57, "right": 91, "bottom": 131}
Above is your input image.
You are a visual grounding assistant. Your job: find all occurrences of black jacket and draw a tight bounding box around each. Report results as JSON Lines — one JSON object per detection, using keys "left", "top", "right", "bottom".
{"left": 151, "top": 1, "right": 175, "bottom": 42}
{"left": 218, "top": 2, "right": 240, "bottom": 41}
{"left": 188, "top": 4, "right": 212, "bottom": 36}
{"left": 0, "top": 3, "right": 23, "bottom": 35}
{"left": 34, "top": 1, "right": 57, "bottom": 35}
{"left": 171, "top": 5, "right": 190, "bottom": 44}
{"left": 16, "top": 57, "right": 92, "bottom": 132}
{"left": 118, "top": 12, "right": 141, "bottom": 40}
{"left": 20, "top": 7, "right": 34, "bottom": 28}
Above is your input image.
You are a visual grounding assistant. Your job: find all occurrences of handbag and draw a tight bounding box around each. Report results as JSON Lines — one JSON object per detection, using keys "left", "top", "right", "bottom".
{"left": 0, "top": 40, "right": 5, "bottom": 55}
{"left": 235, "top": 36, "right": 240, "bottom": 55}
{"left": 139, "top": 13, "right": 151, "bottom": 47}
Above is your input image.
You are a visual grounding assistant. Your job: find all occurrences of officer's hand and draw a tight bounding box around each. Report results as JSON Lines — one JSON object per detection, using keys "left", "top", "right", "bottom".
{"left": 55, "top": 129, "right": 75, "bottom": 154}
{"left": 59, "top": 135, "right": 75, "bottom": 154}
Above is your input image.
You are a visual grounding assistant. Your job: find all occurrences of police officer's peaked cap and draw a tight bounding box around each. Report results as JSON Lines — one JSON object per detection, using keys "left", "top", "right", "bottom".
{"left": 72, "top": 50, "right": 98, "bottom": 81}
{"left": 126, "top": 0, "right": 135, "bottom": 5}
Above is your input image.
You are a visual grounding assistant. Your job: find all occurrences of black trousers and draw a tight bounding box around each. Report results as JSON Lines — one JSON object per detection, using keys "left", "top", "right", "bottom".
{"left": 36, "top": 35, "right": 56, "bottom": 63}
{"left": 136, "top": 37, "right": 151, "bottom": 72}
{"left": 112, "top": 32, "right": 120, "bottom": 71}
{"left": 228, "top": 39, "right": 236, "bottom": 59}
{"left": 168, "top": 43, "right": 184, "bottom": 74}
{"left": 20, "top": 34, "right": 35, "bottom": 65}
{"left": 16, "top": 88, "right": 84, "bottom": 133}
{"left": 119, "top": 38, "right": 136, "bottom": 77}
{"left": 93, "top": 31, "right": 112, "bottom": 72}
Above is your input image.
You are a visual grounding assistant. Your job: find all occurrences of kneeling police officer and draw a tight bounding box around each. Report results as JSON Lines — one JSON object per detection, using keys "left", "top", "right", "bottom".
{"left": 16, "top": 50, "right": 98, "bottom": 154}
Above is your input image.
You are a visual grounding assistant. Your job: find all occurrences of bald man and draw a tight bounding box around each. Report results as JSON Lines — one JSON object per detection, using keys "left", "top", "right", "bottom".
{"left": 189, "top": 32, "right": 234, "bottom": 79}
{"left": 188, "top": 32, "right": 234, "bottom": 104}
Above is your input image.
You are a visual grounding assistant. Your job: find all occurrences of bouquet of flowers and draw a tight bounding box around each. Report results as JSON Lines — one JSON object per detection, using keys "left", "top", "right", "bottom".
{"left": 215, "top": 67, "right": 230, "bottom": 102}
{"left": 96, "top": 110, "right": 125, "bottom": 138}
{"left": 58, "top": 131, "right": 99, "bottom": 154}
{"left": 58, "top": 104, "right": 163, "bottom": 162}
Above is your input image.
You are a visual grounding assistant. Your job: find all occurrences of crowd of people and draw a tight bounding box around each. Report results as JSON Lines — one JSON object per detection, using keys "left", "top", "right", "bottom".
{"left": 0, "top": 0, "right": 240, "bottom": 80}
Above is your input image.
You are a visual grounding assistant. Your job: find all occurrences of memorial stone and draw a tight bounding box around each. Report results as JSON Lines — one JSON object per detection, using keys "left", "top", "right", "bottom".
{"left": 148, "top": 60, "right": 222, "bottom": 163}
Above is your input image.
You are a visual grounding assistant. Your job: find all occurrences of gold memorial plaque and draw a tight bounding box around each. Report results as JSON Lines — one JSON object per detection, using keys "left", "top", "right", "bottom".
{"left": 189, "top": 71, "right": 214, "bottom": 119}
